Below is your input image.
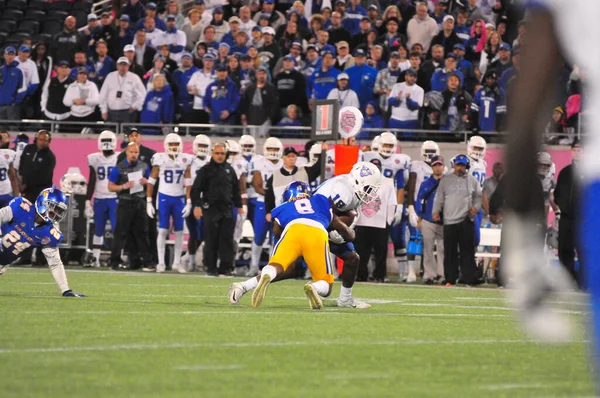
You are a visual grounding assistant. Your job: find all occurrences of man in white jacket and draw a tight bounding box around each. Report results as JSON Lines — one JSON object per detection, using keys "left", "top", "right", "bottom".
{"left": 388, "top": 68, "right": 424, "bottom": 134}
{"left": 327, "top": 73, "right": 360, "bottom": 108}
{"left": 407, "top": 2, "right": 439, "bottom": 53}
{"left": 63, "top": 67, "right": 100, "bottom": 124}
{"left": 185, "top": 53, "right": 215, "bottom": 124}
{"left": 99, "top": 57, "right": 146, "bottom": 123}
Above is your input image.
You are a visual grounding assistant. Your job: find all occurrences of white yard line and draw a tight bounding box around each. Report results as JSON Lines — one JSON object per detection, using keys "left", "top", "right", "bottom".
{"left": 174, "top": 365, "right": 244, "bottom": 371}
{"left": 0, "top": 338, "right": 587, "bottom": 355}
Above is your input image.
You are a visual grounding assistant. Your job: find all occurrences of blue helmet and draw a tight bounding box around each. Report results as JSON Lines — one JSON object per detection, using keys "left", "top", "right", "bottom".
{"left": 452, "top": 154, "right": 471, "bottom": 171}
{"left": 282, "top": 181, "right": 311, "bottom": 203}
{"left": 35, "top": 187, "right": 69, "bottom": 223}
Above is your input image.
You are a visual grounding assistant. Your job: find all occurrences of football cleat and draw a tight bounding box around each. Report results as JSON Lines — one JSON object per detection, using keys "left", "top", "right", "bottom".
{"left": 156, "top": 264, "right": 166, "bottom": 273}
{"left": 172, "top": 263, "right": 187, "bottom": 274}
{"left": 229, "top": 282, "right": 246, "bottom": 305}
{"left": 336, "top": 297, "right": 371, "bottom": 309}
{"left": 62, "top": 290, "right": 86, "bottom": 298}
{"left": 251, "top": 274, "right": 271, "bottom": 308}
{"left": 406, "top": 271, "right": 417, "bottom": 283}
{"left": 304, "top": 283, "right": 324, "bottom": 310}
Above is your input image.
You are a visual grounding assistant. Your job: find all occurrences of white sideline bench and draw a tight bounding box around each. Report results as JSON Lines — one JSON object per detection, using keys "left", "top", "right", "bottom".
{"left": 476, "top": 228, "right": 502, "bottom": 258}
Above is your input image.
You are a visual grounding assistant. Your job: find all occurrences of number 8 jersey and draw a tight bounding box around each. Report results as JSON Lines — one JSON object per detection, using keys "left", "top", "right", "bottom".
{"left": 87, "top": 152, "right": 118, "bottom": 199}
{"left": 152, "top": 152, "right": 194, "bottom": 196}
{"left": 271, "top": 195, "right": 333, "bottom": 232}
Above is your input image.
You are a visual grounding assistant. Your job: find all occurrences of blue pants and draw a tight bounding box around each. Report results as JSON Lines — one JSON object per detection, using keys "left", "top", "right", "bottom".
{"left": 473, "top": 210, "right": 483, "bottom": 247}
{"left": 185, "top": 214, "right": 204, "bottom": 242}
{"left": 581, "top": 181, "right": 598, "bottom": 371}
{"left": 94, "top": 198, "right": 117, "bottom": 237}
{"left": 158, "top": 193, "right": 185, "bottom": 231}
{"left": 388, "top": 118, "right": 419, "bottom": 136}
{"left": 252, "top": 200, "right": 271, "bottom": 246}
{"left": 330, "top": 242, "right": 355, "bottom": 258}
{"left": 0, "top": 194, "right": 13, "bottom": 208}
{"left": 246, "top": 198, "right": 257, "bottom": 227}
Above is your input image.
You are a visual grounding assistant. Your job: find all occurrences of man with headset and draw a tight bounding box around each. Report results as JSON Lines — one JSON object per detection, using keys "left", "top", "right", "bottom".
{"left": 18, "top": 130, "right": 56, "bottom": 203}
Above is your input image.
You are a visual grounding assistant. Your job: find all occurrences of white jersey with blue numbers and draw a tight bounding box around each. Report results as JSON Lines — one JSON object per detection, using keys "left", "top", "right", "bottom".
{"left": 231, "top": 157, "right": 249, "bottom": 180}
{"left": 244, "top": 154, "right": 257, "bottom": 199}
{"left": 190, "top": 156, "right": 208, "bottom": 177}
{"left": 0, "top": 149, "right": 15, "bottom": 196}
{"left": 13, "top": 141, "right": 27, "bottom": 172}
{"left": 469, "top": 158, "right": 487, "bottom": 188}
{"left": 362, "top": 152, "right": 411, "bottom": 189}
{"left": 314, "top": 174, "right": 360, "bottom": 213}
{"left": 252, "top": 155, "right": 282, "bottom": 203}
{"left": 409, "top": 160, "right": 433, "bottom": 202}
{"left": 87, "top": 152, "right": 118, "bottom": 199}
{"left": 152, "top": 153, "right": 194, "bottom": 197}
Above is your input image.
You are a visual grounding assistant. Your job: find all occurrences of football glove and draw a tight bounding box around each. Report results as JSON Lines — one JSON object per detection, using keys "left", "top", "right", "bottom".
{"left": 328, "top": 230, "right": 345, "bottom": 244}
{"left": 62, "top": 290, "right": 86, "bottom": 298}
{"left": 392, "top": 205, "right": 404, "bottom": 226}
{"left": 181, "top": 199, "right": 192, "bottom": 218}
{"left": 84, "top": 200, "right": 94, "bottom": 218}
{"left": 146, "top": 199, "right": 155, "bottom": 218}
{"left": 408, "top": 205, "right": 418, "bottom": 228}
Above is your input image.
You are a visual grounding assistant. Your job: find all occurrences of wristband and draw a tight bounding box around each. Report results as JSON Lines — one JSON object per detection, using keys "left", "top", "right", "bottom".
{"left": 186, "top": 198, "right": 191, "bottom": 204}
{"left": 146, "top": 197, "right": 152, "bottom": 203}
{"left": 147, "top": 177, "right": 157, "bottom": 185}
{"left": 241, "top": 193, "right": 248, "bottom": 199}
{"left": 184, "top": 178, "right": 192, "bottom": 187}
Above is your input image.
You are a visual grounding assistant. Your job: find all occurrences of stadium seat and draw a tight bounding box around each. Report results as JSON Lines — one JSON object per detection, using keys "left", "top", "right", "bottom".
{"left": 50, "top": 1, "right": 73, "bottom": 13}
{"left": 9, "top": 31, "right": 32, "bottom": 43}
{"left": 3, "top": 9, "right": 24, "bottom": 22}
{"left": 24, "top": 10, "right": 46, "bottom": 23}
{"left": 47, "top": 10, "right": 69, "bottom": 22}
{"left": 27, "top": 0, "right": 48, "bottom": 11}
{"left": 5, "top": 0, "right": 27, "bottom": 11}
{"left": 72, "top": 10, "right": 88, "bottom": 29}
{"left": 72, "top": 0, "right": 92, "bottom": 13}
{"left": 0, "top": 32, "right": 8, "bottom": 45}
{"left": 42, "top": 20, "right": 62, "bottom": 36}
{"left": 32, "top": 32, "right": 52, "bottom": 44}
{"left": 18, "top": 20, "right": 40, "bottom": 35}
{"left": 0, "top": 20, "right": 17, "bottom": 34}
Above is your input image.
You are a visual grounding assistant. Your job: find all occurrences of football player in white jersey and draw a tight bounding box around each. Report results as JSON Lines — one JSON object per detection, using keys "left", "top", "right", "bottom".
{"left": 0, "top": 131, "right": 19, "bottom": 207}
{"left": 229, "top": 162, "right": 382, "bottom": 308}
{"left": 502, "top": 2, "right": 590, "bottom": 344}
{"left": 85, "top": 131, "right": 119, "bottom": 267}
{"left": 466, "top": 135, "right": 488, "bottom": 246}
{"left": 362, "top": 132, "right": 411, "bottom": 278}
{"left": 537, "top": 151, "right": 559, "bottom": 218}
{"left": 147, "top": 134, "right": 194, "bottom": 273}
{"left": 239, "top": 135, "right": 257, "bottom": 231}
{"left": 225, "top": 139, "right": 249, "bottom": 249}
{"left": 185, "top": 134, "right": 211, "bottom": 271}
{"left": 247, "top": 137, "right": 283, "bottom": 277}
{"left": 371, "top": 135, "right": 381, "bottom": 153}
{"left": 12, "top": 133, "right": 28, "bottom": 173}
{"left": 405, "top": 140, "right": 440, "bottom": 282}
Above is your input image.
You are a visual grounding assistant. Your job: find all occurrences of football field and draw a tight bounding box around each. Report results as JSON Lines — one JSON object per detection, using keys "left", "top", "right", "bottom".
{"left": 0, "top": 268, "right": 594, "bottom": 398}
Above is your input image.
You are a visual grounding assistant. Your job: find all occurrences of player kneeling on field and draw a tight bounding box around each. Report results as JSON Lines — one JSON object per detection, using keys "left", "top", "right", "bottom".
{"left": 0, "top": 188, "right": 85, "bottom": 297}
{"left": 237, "top": 181, "right": 355, "bottom": 310}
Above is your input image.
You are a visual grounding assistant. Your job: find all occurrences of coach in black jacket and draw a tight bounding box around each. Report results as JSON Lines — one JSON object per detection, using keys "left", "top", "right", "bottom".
{"left": 191, "top": 143, "right": 244, "bottom": 276}
{"left": 18, "top": 130, "right": 56, "bottom": 203}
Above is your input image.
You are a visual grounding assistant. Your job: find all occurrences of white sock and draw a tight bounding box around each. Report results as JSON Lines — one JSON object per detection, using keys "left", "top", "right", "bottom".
{"left": 261, "top": 265, "right": 277, "bottom": 280}
{"left": 397, "top": 257, "right": 407, "bottom": 277}
{"left": 241, "top": 277, "right": 259, "bottom": 292}
{"left": 174, "top": 231, "right": 184, "bottom": 265}
{"left": 189, "top": 252, "right": 196, "bottom": 267}
{"left": 92, "top": 235, "right": 103, "bottom": 263}
{"left": 311, "top": 280, "right": 330, "bottom": 297}
{"left": 408, "top": 260, "right": 417, "bottom": 276}
{"left": 157, "top": 228, "right": 168, "bottom": 265}
{"left": 339, "top": 286, "right": 352, "bottom": 300}
{"left": 250, "top": 243, "right": 262, "bottom": 270}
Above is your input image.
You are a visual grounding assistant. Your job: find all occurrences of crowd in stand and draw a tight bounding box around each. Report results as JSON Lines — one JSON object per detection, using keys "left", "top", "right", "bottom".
{"left": 0, "top": 0, "right": 581, "bottom": 142}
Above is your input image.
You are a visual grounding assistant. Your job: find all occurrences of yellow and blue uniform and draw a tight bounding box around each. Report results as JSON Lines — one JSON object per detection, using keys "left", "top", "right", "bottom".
{"left": 270, "top": 195, "right": 335, "bottom": 284}
{"left": 0, "top": 197, "right": 62, "bottom": 265}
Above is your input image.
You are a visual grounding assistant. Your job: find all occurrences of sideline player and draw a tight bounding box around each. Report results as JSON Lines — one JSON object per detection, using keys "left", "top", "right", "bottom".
{"left": 362, "top": 132, "right": 410, "bottom": 279}
{"left": 230, "top": 162, "right": 382, "bottom": 308}
{"left": 405, "top": 140, "right": 440, "bottom": 282}
{"left": 0, "top": 188, "right": 85, "bottom": 297}
{"left": 147, "top": 134, "right": 194, "bottom": 273}
{"left": 466, "top": 135, "right": 487, "bottom": 246}
{"left": 85, "top": 131, "right": 119, "bottom": 267}
{"left": 251, "top": 181, "right": 355, "bottom": 309}
{"left": 184, "top": 134, "right": 211, "bottom": 271}
{"left": 502, "top": 2, "right": 585, "bottom": 344}
{"left": 225, "top": 139, "right": 248, "bottom": 250}
{"left": 247, "top": 137, "right": 283, "bottom": 277}
{"left": 239, "top": 135, "right": 257, "bottom": 228}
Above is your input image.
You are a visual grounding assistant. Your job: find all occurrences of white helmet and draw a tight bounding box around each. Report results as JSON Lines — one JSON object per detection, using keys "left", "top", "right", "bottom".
{"left": 371, "top": 135, "right": 381, "bottom": 152}
{"left": 378, "top": 132, "right": 397, "bottom": 157}
{"left": 164, "top": 133, "right": 182, "bottom": 156}
{"left": 309, "top": 143, "right": 322, "bottom": 164}
{"left": 226, "top": 139, "right": 241, "bottom": 163}
{"left": 60, "top": 173, "right": 87, "bottom": 195}
{"left": 467, "top": 136, "right": 487, "bottom": 161}
{"left": 98, "top": 130, "right": 117, "bottom": 151}
{"left": 349, "top": 162, "right": 381, "bottom": 204}
{"left": 239, "top": 134, "right": 256, "bottom": 157}
{"left": 193, "top": 134, "right": 211, "bottom": 158}
{"left": 263, "top": 137, "right": 283, "bottom": 161}
{"left": 421, "top": 140, "right": 440, "bottom": 163}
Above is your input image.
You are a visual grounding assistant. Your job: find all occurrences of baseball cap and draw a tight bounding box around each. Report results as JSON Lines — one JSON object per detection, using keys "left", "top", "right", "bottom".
{"left": 123, "top": 44, "right": 135, "bottom": 53}
{"left": 485, "top": 22, "right": 495, "bottom": 29}
{"left": 57, "top": 60, "right": 70, "bottom": 67}
{"left": 195, "top": 0, "right": 205, "bottom": 4}
{"left": 454, "top": 154, "right": 469, "bottom": 165}
{"left": 337, "top": 73, "right": 349, "bottom": 80}
{"left": 259, "top": 13, "right": 270, "bottom": 20}
{"left": 166, "top": 14, "right": 176, "bottom": 21}
{"left": 283, "top": 54, "right": 296, "bottom": 62}
{"left": 146, "top": 2, "right": 157, "bottom": 10}
{"left": 229, "top": 16, "right": 241, "bottom": 24}
{"left": 307, "top": 44, "right": 318, "bottom": 52}
{"left": 256, "top": 65, "right": 268, "bottom": 73}
{"left": 320, "top": 44, "right": 336, "bottom": 57}
{"left": 77, "top": 66, "right": 89, "bottom": 74}
{"left": 18, "top": 45, "right": 30, "bottom": 53}
{"left": 12, "top": 133, "right": 28, "bottom": 144}
{"left": 262, "top": 26, "right": 276, "bottom": 36}
{"left": 203, "top": 53, "right": 215, "bottom": 61}
{"left": 430, "top": 155, "right": 444, "bottom": 167}
{"left": 119, "top": 14, "right": 130, "bottom": 22}
{"left": 353, "top": 48, "right": 366, "bottom": 57}
{"left": 453, "top": 43, "right": 465, "bottom": 51}
{"left": 180, "top": 52, "right": 193, "bottom": 60}
{"left": 446, "top": 53, "right": 457, "bottom": 60}
{"left": 405, "top": 68, "right": 417, "bottom": 77}
{"left": 219, "top": 42, "right": 230, "bottom": 49}
{"left": 499, "top": 43, "right": 511, "bottom": 51}
{"left": 101, "top": 11, "right": 111, "bottom": 18}
{"left": 538, "top": 151, "right": 552, "bottom": 166}
{"left": 252, "top": 26, "right": 262, "bottom": 32}
{"left": 153, "top": 54, "right": 165, "bottom": 63}
{"left": 88, "top": 13, "right": 98, "bottom": 21}
{"left": 361, "top": 16, "right": 370, "bottom": 22}
{"left": 336, "top": 41, "right": 349, "bottom": 49}
{"left": 443, "top": 15, "right": 454, "bottom": 23}
{"left": 213, "top": 6, "right": 223, "bottom": 14}
{"left": 291, "top": 40, "right": 302, "bottom": 49}
{"left": 390, "top": 51, "right": 400, "bottom": 58}
{"left": 4, "top": 46, "right": 16, "bottom": 54}
{"left": 283, "top": 147, "right": 298, "bottom": 156}
{"left": 117, "top": 56, "right": 130, "bottom": 65}
{"left": 215, "top": 62, "right": 228, "bottom": 71}
{"left": 368, "top": 4, "right": 378, "bottom": 10}
{"left": 240, "top": 54, "right": 251, "bottom": 61}
{"left": 264, "top": 0, "right": 274, "bottom": 3}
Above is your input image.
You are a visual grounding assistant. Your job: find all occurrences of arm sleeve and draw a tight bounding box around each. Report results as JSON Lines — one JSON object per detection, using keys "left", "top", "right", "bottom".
{"left": 15, "top": 72, "right": 27, "bottom": 103}
{"left": 40, "top": 76, "right": 50, "bottom": 112}
{"left": 0, "top": 206, "right": 14, "bottom": 224}
{"left": 305, "top": 156, "right": 322, "bottom": 181}
{"left": 264, "top": 175, "right": 275, "bottom": 214}
{"left": 395, "top": 169, "right": 405, "bottom": 189}
{"left": 108, "top": 166, "right": 121, "bottom": 184}
{"left": 62, "top": 85, "right": 74, "bottom": 107}
{"left": 99, "top": 75, "right": 109, "bottom": 113}
{"left": 405, "top": 97, "right": 421, "bottom": 111}
{"left": 42, "top": 247, "right": 70, "bottom": 294}
{"left": 228, "top": 83, "right": 241, "bottom": 114}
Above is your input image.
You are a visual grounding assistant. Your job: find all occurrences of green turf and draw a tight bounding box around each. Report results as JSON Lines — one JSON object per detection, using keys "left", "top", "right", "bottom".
{"left": 0, "top": 268, "right": 594, "bottom": 398}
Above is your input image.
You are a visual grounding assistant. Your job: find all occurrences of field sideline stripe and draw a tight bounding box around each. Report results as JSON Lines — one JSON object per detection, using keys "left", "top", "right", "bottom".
{"left": 0, "top": 339, "right": 588, "bottom": 355}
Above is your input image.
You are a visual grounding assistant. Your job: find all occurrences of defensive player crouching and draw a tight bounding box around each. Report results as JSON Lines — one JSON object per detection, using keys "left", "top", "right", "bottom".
{"left": 0, "top": 188, "right": 85, "bottom": 297}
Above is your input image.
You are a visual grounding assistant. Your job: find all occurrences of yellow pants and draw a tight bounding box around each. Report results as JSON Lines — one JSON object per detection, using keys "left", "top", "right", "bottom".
{"left": 269, "top": 223, "right": 334, "bottom": 284}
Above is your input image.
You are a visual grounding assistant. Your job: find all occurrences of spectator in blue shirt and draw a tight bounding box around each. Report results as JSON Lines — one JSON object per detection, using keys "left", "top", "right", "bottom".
{"left": 416, "top": 155, "right": 445, "bottom": 285}
{"left": 431, "top": 53, "right": 464, "bottom": 92}
{"left": 359, "top": 100, "right": 385, "bottom": 139}
{"left": 172, "top": 52, "right": 199, "bottom": 120}
{"left": 454, "top": 10, "right": 470, "bottom": 43}
{"left": 453, "top": 44, "right": 476, "bottom": 93}
{"left": 345, "top": 49, "right": 377, "bottom": 110}
{"left": 118, "top": 15, "right": 136, "bottom": 53}
{"left": 135, "top": 2, "right": 167, "bottom": 31}
{"left": 306, "top": 45, "right": 340, "bottom": 102}
{"left": 91, "top": 40, "right": 116, "bottom": 89}
{"left": 203, "top": 63, "right": 241, "bottom": 125}
{"left": 140, "top": 74, "right": 175, "bottom": 134}
{"left": 121, "top": 0, "right": 146, "bottom": 25}
{"left": 470, "top": 70, "right": 507, "bottom": 133}
{"left": 0, "top": 47, "right": 26, "bottom": 127}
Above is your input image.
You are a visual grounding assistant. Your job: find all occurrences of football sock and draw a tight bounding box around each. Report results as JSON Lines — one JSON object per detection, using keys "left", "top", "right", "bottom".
{"left": 340, "top": 286, "right": 352, "bottom": 300}
{"left": 157, "top": 228, "right": 168, "bottom": 265}
{"left": 312, "top": 280, "right": 330, "bottom": 297}
{"left": 92, "top": 235, "right": 103, "bottom": 264}
{"left": 408, "top": 260, "right": 417, "bottom": 276}
{"left": 241, "top": 277, "right": 259, "bottom": 292}
{"left": 261, "top": 265, "right": 277, "bottom": 280}
{"left": 250, "top": 243, "right": 262, "bottom": 270}
{"left": 174, "top": 231, "right": 184, "bottom": 265}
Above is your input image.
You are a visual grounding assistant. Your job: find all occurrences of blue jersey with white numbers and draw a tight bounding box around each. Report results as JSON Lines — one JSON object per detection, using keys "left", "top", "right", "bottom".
{"left": 471, "top": 87, "right": 507, "bottom": 132}
{"left": 0, "top": 197, "right": 62, "bottom": 265}
{"left": 271, "top": 195, "right": 333, "bottom": 232}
